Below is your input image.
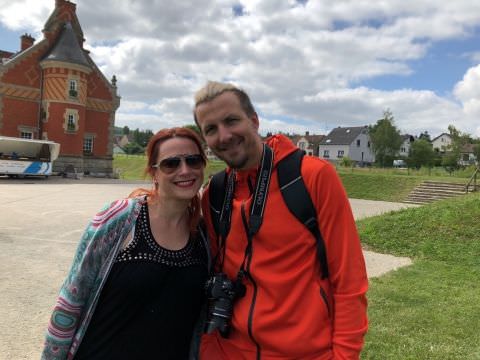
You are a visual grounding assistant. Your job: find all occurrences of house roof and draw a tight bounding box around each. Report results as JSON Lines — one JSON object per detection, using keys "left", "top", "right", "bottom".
{"left": 401, "top": 134, "right": 415, "bottom": 142}
{"left": 0, "top": 50, "right": 14, "bottom": 60}
{"left": 460, "top": 143, "right": 477, "bottom": 153}
{"left": 42, "top": 22, "right": 90, "bottom": 67}
{"left": 431, "top": 133, "right": 451, "bottom": 142}
{"left": 289, "top": 134, "right": 324, "bottom": 143}
{"left": 320, "top": 126, "right": 367, "bottom": 145}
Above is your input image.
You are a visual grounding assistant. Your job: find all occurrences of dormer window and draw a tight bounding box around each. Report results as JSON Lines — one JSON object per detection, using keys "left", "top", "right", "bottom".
{"left": 69, "top": 79, "right": 78, "bottom": 98}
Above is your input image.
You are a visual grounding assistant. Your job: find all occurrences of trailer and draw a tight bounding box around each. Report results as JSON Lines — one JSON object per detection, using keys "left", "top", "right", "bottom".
{"left": 0, "top": 136, "right": 60, "bottom": 177}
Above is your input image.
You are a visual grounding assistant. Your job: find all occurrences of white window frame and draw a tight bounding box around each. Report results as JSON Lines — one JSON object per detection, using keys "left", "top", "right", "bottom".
{"left": 67, "top": 114, "right": 76, "bottom": 130}
{"left": 69, "top": 79, "right": 78, "bottom": 98}
{"left": 337, "top": 150, "right": 344, "bottom": 158}
{"left": 20, "top": 131, "right": 33, "bottom": 139}
{"left": 83, "top": 136, "right": 94, "bottom": 154}
{"left": 323, "top": 150, "right": 329, "bottom": 158}
{"left": 64, "top": 109, "right": 79, "bottom": 133}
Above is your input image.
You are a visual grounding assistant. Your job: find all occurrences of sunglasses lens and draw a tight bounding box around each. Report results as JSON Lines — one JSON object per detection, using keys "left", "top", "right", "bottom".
{"left": 156, "top": 154, "right": 204, "bottom": 173}
{"left": 185, "top": 155, "right": 204, "bottom": 169}
{"left": 159, "top": 157, "right": 181, "bottom": 173}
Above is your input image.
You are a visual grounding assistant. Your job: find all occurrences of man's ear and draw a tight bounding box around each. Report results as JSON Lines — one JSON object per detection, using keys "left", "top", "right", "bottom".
{"left": 251, "top": 112, "right": 260, "bottom": 131}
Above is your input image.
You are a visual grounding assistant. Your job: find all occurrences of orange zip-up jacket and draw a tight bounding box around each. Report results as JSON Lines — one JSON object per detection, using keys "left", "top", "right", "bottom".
{"left": 201, "top": 135, "right": 368, "bottom": 360}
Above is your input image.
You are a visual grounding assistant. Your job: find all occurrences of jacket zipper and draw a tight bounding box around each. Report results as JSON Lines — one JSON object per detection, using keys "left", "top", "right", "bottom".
{"left": 320, "top": 286, "right": 331, "bottom": 317}
{"left": 246, "top": 252, "right": 261, "bottom": 360}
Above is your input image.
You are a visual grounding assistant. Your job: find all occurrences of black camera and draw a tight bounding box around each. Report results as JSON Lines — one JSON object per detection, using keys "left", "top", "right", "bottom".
{"left": 204, "top": 272, "right": 246, "bottom": 338}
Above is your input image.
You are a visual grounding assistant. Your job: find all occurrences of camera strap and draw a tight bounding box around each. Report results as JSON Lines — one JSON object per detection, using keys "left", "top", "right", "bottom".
{"left": 237, "top": 145, "right": 275, "bottom": 279}
{"left": 216, "top": 144, "right": 274, "bottom": 277}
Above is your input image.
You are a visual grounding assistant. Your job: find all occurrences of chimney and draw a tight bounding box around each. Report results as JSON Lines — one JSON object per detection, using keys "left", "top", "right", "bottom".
{"left": 20, "top": 34, "right": 35, "bottom": 51}
{"left": 55, "top": 0, "right": 76, "bottom": 13}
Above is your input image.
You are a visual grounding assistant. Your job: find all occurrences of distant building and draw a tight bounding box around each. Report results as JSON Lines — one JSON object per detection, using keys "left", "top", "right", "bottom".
{"left": 204, "top": 146, "right": 218, "bottom": 160}
{"left": 0, "top": 0, "right": 120, "bottom": 175}
{"left": 459, "top": 143, "right": 477, "bottom": 166}
{"left": 431, "top": 133, "right": 452, "bottom": 153}
{"left": 399, "top": 134, "right": 415, "bottom": 157}
{"left": 318, "top": 126, "right": 375, "bottom": 165}
{"left": 114, "top": 134, "right": 131, "bottom": 149}
{"left": 288, "top": 131, "right": 325, "bottom": 156}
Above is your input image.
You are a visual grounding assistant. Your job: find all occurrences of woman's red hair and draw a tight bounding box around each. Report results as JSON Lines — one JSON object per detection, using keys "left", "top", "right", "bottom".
{"left": 129, "top": 127, "right": 206, "bottom": 233}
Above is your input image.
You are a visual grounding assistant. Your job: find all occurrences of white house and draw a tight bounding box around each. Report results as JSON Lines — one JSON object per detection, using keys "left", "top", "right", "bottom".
{"left": 288, "top": 132, "right": 325, "bottom": 156}
{"left": 431, "top": 133, "right": 452, "bottom": 153}
{"left": 318, "top": 126, "right": 375, "bottom": 164}
{"left": 399, "top": 134, "right": 415, "bottom": 157}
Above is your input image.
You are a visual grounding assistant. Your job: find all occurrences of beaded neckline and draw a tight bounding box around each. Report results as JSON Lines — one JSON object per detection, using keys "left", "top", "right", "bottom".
{"left": 115, "top": 203, "right": 203, "bottom": 267}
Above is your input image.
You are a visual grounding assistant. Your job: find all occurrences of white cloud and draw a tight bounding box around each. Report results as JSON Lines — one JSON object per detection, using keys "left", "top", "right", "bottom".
{"left": 1, "top": 0, "right": 480, "bottom": 137}
{"left": 454, "top": 65, "right": 480, "bottom": 136}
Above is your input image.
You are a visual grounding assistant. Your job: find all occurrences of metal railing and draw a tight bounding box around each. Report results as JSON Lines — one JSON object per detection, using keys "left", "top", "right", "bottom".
{"left": 465, "top": 166, "right": 479, "bottom": 193}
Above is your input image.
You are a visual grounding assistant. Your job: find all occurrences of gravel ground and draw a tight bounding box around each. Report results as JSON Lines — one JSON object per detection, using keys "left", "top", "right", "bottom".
{"left": 0, "top": 176, "right": 417, "bottom": 359}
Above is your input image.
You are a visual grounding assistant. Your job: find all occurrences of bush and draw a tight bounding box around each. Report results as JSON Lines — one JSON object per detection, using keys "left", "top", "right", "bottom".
{"left": 339, "top": 156, "right": 353, "bottom": 167}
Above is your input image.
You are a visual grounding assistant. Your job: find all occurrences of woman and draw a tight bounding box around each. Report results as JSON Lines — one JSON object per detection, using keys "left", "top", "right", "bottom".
{"left": 42, "top": 127, "right": 210, "bottom": 359}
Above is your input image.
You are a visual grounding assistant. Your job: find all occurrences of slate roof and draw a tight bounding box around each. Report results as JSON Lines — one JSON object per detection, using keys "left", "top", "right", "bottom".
{"left": 319, "top": 126, "right": 368, "bottom": 145}
{"left": 289, "top": 134, "right": 325, "bottom": 145}
{"left": 431, "top": 133, "right": 451, "bottom": 142}
{"left": 42, "top": 22, "right": 90, "bottom": 67}
{"left": 0, "top": 50, "right": 14, "bottom": 60}
{"left": 460, "top": 143, "right": 477, "bottom": 153}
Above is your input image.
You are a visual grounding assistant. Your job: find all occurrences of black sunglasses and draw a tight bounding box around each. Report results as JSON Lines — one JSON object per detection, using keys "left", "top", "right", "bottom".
{"left": 152, "top": 154, "right": 205, "bottom": 174}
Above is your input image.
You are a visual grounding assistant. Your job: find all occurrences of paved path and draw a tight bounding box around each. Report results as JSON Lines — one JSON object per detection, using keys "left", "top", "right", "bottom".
{"left": 0, "top": 177, "right": 418, "bottom": 359}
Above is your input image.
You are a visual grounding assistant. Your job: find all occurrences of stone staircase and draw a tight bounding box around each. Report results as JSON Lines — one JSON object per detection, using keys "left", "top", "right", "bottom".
{"left": 404, "top": 180, "right": 467, "bottom": 204}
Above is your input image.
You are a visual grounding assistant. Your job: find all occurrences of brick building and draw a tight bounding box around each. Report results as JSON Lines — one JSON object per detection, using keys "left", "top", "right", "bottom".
{"left": 0, "top": 0, "right": 120, "bottom": 175}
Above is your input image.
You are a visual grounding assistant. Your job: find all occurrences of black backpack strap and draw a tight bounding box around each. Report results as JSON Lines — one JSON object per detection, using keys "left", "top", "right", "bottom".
{"left": 277, "top": 149, "right": 329, "bottom": 279}
{"left": 208, "top": 170, "right": 228, "bottom": 237}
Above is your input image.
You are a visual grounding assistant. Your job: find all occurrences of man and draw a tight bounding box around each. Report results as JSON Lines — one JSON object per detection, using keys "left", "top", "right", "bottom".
{"left": 194, "top": 81, "right": 368, "bottom": 360}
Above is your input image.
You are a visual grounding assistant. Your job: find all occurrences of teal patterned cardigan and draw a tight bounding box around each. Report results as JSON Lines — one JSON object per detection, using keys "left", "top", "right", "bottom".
{"left": 41, "top": 197, "right": 210, "bottom": 360}
{"left": 41, "top": 197, "right": 143, "bottom": 359}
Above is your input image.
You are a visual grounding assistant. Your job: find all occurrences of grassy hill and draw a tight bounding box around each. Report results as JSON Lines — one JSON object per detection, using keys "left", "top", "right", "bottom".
{"left": 359, "top": 193, "right": 480, "bottom": 359}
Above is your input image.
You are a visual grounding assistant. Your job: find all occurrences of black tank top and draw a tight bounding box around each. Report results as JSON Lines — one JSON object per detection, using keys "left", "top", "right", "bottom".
{"left": 75, "top": 203, "right": 208, "bottom": 360}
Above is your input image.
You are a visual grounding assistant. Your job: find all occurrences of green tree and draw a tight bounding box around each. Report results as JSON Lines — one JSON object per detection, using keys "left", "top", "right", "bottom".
{"left": 132, "top": 128, "right": 154, "bottom": 147}
{"left": 408, "top": 139, "right": 435, "bottom": 169}
{"left": 339, "top": 156, "right": 353, "bottom": 167}
{"left": 123, "top": 142, "right": 144, "bottom": 155}
{"left": 184, "top": 124, "right": 201, "bottom": 135}
{"left": 368, "top": 109, "right": 403, "bottom": 167}
{"left": 442, "top": 151, "right": 459, "bottom": 174}
{"left": 473, "top": 144, "right": 480, "bottom": 165}
{"left": 122, "top": 126, "right": 130, "bottom": 135}
{"left": 418, "top": 131, "right": 431, "bottom": 142}
{"left": 442, "top": 125, "right": 472, "bottom": 171}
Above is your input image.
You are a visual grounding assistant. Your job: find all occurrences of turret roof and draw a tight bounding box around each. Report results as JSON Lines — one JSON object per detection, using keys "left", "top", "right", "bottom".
{"left": 43, "top": 22, "right": 90, "bottom": 67}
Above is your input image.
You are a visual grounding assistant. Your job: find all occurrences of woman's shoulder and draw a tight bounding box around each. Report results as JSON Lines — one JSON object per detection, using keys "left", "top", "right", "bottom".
{"left": 91, "top": 196, "right": 145, "bottom": 229}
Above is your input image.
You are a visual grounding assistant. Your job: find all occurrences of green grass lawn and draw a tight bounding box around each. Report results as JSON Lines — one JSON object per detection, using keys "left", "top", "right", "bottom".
{"left": 358, "top": 193, "right": 480, "bottom": 359}
{"left": 339, "top": 173, "right": 423, "bottom": 202}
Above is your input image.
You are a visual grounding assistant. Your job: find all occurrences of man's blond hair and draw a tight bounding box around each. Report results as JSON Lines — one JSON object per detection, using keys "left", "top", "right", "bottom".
{"left": 193, "top": 81, "right": 256, "bottom": 125}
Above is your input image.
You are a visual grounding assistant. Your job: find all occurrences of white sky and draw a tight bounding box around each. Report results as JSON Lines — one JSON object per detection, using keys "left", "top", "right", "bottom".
{"left": 1, "top": 0, "right": 480, "bottom": 137}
